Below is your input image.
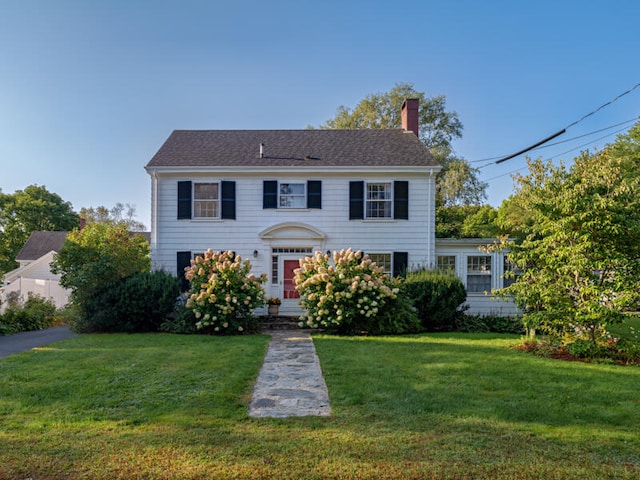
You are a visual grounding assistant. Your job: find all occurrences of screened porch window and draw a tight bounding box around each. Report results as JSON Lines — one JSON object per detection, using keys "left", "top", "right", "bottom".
{"left": 467, "top": 255, "right": 492, "bottom": 293}
{"left": 437, "top": 255, "right": 456, "bottom": 274}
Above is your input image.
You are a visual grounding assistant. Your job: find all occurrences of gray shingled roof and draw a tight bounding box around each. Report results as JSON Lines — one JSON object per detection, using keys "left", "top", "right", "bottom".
{"left": 15, "top": 231, "right": 150, "bottom": 262}
{"left": 146, "top": 129, "right": 438, "bottom": 168}
{"left": 16, "top": 231, "right": 68, "bottom": 261}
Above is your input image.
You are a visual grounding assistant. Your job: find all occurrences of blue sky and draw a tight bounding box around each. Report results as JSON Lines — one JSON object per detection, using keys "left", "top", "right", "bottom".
{"left": 1, "top": 0, "right": 639, "bottom": 229}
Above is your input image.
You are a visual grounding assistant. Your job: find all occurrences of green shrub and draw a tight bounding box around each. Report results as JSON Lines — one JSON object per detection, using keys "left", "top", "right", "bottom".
{"left": 184, "top": 250, "right": 266, "bottom": 335}
{"left": 363, "top": 284, "right": 421, "bottom": 335}
{"left": 455, "top": 314, "right": 525, "bottom": 334}
{"left": 402, "top": 269, "right": 467, "bottom": 331}
{"left": 0, "top": 293, "right": 57, "bottom": 334}
{"left": 80, "top": 270, "right": 181, "bottom": 333}
{"left": 566, "top": 339, "right": 608, "bottom": 359}
{"left": 160, "top": 295, "right": 198, "bottom": 334}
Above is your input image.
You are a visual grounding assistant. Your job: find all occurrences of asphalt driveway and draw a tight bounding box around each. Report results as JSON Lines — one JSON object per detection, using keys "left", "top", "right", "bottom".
{"left": 0, "top": 326, "right": 78, "bottom": 360}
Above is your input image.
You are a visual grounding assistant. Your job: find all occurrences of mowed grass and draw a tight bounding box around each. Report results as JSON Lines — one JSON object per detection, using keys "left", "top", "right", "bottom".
{"left": 0, "top": 332, "right": 638, "bottom": 479}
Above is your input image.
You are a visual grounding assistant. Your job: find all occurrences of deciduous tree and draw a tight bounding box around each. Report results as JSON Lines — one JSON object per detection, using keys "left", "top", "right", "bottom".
{"left": 0, "top": 185, "right": 79, "bottom": 275}
{"left": 494, "top": 122, "right": 640, "bottom": 345}
{"left": 51, "top": 222, "right": 150, "bottom": 311}
{"left": 79, "top": 202, "right": 146, "bottom": 231}
{"left": 315, "top": 82, "right": 487, "bottom": 206}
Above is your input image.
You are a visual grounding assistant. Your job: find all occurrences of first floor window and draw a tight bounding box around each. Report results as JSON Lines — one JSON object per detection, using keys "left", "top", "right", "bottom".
{"left": 366, "top": 182, "right": 392, "bottom": 218}
{"left": 193, "top": 182, "right": 219, "bottom": 218}
{"left": 467, "top": 255, "right": 492, "bottom": 293}
{"left": 437, "top": 255, "right": 456, "bottom": 274}
{"left": 368, "top": 253, "right": 392, "bottom": 276}
{"left": 503, "top": 256, "right": 520, "bottom": 288}
{"left": 279, "top": 183, "right": 306, "bottom": 208}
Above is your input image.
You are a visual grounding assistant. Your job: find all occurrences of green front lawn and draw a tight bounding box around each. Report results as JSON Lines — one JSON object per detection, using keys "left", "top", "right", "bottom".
{"left": 0, "top": 332, "right": 638, "bottom": 479}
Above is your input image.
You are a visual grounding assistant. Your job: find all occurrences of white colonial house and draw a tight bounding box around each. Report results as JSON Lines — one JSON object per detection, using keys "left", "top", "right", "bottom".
{"left": 145, "top": 99, "right": 518, "bottom": 317}
{"left": 0, "top": 231, "right": 70, "bottom": 312}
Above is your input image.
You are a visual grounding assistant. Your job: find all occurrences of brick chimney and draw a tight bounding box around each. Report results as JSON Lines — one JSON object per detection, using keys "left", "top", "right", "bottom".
{"left": 401, "top": 98, "right": 419, "bottom": 137}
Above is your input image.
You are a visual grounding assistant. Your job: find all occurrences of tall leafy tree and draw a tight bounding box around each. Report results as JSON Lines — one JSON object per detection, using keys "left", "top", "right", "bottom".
{"left": 79, "top": 202, "right": 146, "bottom": 231}
{"left": 315, "top": 82, "right": 487, "bottom": 206}
{"left": 51, "top": 222, "right": 150, "bottom": 312}
{"left": 494, "top": 121, "right": 640, "bottom": 345}
{"left": 0, "top": 185, "right": 79, "bottom": 274}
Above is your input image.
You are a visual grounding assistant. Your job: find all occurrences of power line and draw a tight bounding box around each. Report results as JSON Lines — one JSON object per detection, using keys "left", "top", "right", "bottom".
{"left": 564, "top": 83, "right": 640, "bottom": 129}
{"left": 481, "top": 124, "right": 631, "bottom": 181}
{"left": 477, "top": 119, "right": 636, "bottom": 170}
{"left": 469, "top": 118, "right": 637, "bottom": 164}
{"left": 494, "top": 83, "right": 640, "bottom": 164}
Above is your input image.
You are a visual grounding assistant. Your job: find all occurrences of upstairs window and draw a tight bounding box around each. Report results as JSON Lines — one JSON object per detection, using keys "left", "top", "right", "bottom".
{"left": 279, "top": 183, "right": 306, "bottom": 208}
{"left": 177, "top": 181, "right": 235, "bottom": 220}
{"left": 349, "top": 181, "right": 408, "bottom": 220}
{"left": 194, "top": 183, "right": 219, "bottom": 218}
{"left": 263, "top": 180, "right": 321, "bottom": 209}
{"left": 366, "top": 183, "right": 392, "bottom": 218}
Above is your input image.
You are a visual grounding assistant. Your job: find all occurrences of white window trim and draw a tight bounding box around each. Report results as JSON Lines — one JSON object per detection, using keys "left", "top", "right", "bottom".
{"left": 193, "top": 181, "right": 221, "bottom": 219}
{"left": 279, "top": 182, "right": 306, "bottom": 209}
{"left": 365, "top": 181, "right": 393, "bottom": 219}
{"left": 368, "top": 253, "right": 392, "bottom": 276}
{"left": 466, "top": 255, "right": 492, "bottom": 294}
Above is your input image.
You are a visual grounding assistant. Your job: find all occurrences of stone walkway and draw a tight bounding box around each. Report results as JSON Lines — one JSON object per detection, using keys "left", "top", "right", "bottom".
{"left": 249, "top": 329, "right": 331, "bottom": 418}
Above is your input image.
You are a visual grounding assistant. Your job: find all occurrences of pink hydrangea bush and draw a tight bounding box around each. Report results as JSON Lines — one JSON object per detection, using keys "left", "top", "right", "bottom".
{"left": 294, "top": 248, "right": 407, "bottom": 334}
{"left": 184, "top": 250, "right": 267, "bottom": 334}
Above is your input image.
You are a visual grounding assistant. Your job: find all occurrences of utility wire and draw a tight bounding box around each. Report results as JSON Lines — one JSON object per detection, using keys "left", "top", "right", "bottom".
{"left": 494, "top": 83, "right": 640, "bottom": 164}
{"left": 482, "top": 125, "right": 630, "bottom": 181}
{"left": 469, "top": 118, "right": 637, "bottom": 163}
{"left": 478, "top": 121, "right": 635, "bottom": 171}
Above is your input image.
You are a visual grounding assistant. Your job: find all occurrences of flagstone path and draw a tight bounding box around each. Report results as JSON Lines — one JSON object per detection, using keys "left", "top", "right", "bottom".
{"left": 249, "top": 329, "right": 331, "bottom": 418}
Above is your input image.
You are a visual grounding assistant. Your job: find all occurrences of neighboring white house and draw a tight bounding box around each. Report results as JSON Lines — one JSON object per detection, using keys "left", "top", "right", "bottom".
{"left": 0, "top": 231, "right": 70, "bottom": 311}
{"left": 145, "top": 99, "right": 517, "bottom": 317}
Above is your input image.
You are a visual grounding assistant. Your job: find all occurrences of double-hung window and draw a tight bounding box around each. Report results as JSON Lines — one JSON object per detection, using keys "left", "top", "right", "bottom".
{"left": 349, "top": 180, "right": 408, "bottom": 220}
{"left": 467, "top": 255, "right": 492, "bottom": 293}
{"left": 366, "top": 252, "right": 408, "bottom": 278}
{"left": 503, "top": 256, "right": 520, "bottom": 288}
{"left": 437, "top": 255, "right": 456, "bottom": 274}
{"left": 177, "top": 180, "right": 235, "bottom": 220}
{"left": 366, "top": 183, "right": 392, "bottom": 218}
{"left": 263, "top": 180, "right": 322, "bottom": 209}
{"left": 194, "top": 183, "right": 219, "bottom": 218}
{"left": 279, "top": 183, "right": 306, "bottom": 208}
{"left": 368, "top": 253, "right": 392, "bottom": 275}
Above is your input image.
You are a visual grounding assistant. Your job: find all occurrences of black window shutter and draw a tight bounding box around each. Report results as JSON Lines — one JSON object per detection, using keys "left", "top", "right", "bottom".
{"left": 394, "top": 181, "right": 409, "bottom": 220}
{"left": 393, "top": 251, "right": 408, "bottom": 278}
{"left": 307, "top": 180, "right": 322, "bottom": 209}
{"left": 263, "top": 180, "right": 277, "bottom": 209}
{"left": 177, "top": 251, "right": 192, "bottom": 291}
{"left": 177, "top": 181, "right": 192, "bottom": 219}
{"left": 221, "top": 181, "right": 236, "bottom": 219}
{"left": 349, "top": 181, "right": 364, "bottom": 220}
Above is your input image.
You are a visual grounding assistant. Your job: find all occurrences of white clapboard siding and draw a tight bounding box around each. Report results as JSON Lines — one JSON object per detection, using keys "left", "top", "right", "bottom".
{"left": 151, "top": 172, "right": 437, "bottom": 281}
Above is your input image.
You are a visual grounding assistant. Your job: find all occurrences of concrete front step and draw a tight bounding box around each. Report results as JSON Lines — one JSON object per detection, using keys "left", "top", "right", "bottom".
{"left": 259, "top": 315, "right": 303, "bottom": 330}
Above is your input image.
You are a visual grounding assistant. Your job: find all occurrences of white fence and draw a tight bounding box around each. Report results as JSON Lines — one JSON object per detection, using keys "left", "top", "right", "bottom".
{"left": 0, "top": 278, "right": 70, "bottom": 313}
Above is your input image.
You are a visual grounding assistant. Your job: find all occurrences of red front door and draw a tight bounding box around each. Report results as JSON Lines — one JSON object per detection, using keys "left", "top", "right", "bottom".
{"left": 283, "top": 260, "right": 300, "bottom": 299}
